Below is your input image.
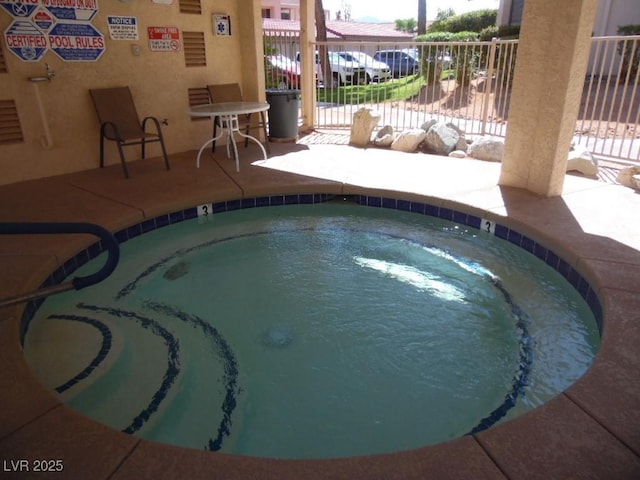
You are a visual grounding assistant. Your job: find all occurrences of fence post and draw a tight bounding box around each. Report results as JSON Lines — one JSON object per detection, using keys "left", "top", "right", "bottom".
{"left": 480, "top": 38, "right": 498, "bottom": 136}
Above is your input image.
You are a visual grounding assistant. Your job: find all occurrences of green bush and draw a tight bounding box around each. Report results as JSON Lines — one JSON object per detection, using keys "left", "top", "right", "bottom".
{"left": 415, "top": 32, "right": 480, "bottom": 84}
{"left": 479, "top": 25, "right": 499, "bottom": 41}
{"left": 498, "top": 24, "right": 521, "bottom": 39}
{"left": 617, "top": 24, "right": 640, "bottom": 83}
{"left": 428, "top": 9, "right": 497, "bottom": 34}
{"left": 415, "top": 31, "right": 478, "bottom": 43}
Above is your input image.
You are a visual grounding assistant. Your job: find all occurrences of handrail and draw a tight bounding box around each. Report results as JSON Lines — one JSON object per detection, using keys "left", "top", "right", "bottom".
{"left": 0, "top": 222, "right": 120, "bottom": 308}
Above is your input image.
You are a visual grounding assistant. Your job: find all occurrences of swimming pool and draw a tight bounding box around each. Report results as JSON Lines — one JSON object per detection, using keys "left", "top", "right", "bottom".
{"left": 22, "top": 197, "right": 600, "bottom": 459}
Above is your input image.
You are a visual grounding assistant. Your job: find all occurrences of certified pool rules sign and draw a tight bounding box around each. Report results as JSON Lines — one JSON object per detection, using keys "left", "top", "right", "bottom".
{"left": 1, "top": 0, "right": 105, "bottom": 62}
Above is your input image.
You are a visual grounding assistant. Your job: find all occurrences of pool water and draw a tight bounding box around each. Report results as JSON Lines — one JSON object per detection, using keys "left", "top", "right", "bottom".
{"left": 23, "top": 203, "right": 600, "bottom": 459}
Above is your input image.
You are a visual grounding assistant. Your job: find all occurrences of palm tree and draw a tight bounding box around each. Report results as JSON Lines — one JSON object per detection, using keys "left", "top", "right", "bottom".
{"left": 418, "top": 0, "right": 427, "bottom": 35}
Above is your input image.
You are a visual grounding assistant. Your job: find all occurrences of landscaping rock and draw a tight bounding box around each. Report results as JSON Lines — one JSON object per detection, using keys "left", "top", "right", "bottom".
{"left": 373, "top": 125, "right": 395, "bottom": 147}
{"left": 420, "top": 119, "right": 438, "bottom": 132}
{"left": 467, "top": 136, "right": 504, "bottom": 162}
{"left": 448, "top": 150, "right": 467, "bottom": 158}
{"left": 617, "top": 166, "right": 640, "bottom": 191}
{"left": 349, "top": 107, "right": 382, "bottom": 147}
{"left": 390, "top": 129, "right": 427, "bottom": 152}
{"left": 423, "top": 122, "right": 460, "bottom": 155}
{"left": 455, "top": 136, "right": 468, "bottom": 152}
{"left": 566, "top": 145, "right": 598, "bottom": 177}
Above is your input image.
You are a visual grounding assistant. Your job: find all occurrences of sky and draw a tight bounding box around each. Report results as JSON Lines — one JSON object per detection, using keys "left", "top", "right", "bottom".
{"left": 322, "top": 0, "right": 500, "bottom": 23}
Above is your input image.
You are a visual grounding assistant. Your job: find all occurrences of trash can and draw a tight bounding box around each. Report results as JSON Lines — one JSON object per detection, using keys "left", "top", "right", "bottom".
{"left": 265, "top": 89, "right": 300, "bottom": 141}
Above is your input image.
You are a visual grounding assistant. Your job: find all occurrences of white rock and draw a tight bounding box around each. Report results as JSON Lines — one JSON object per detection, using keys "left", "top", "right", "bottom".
{"left": 420, "top": 119, "right": 438, "bottom": 132}
{"left": 455, "top": 136, "right": 468, "bottom": 152}
{"left": 617, "top": 166, "right": 640, "bottom": 190}
{"left": 390, "top": 129, "right": 427, "bottom": 152}
{"left": 423, "top": 122, "right": 460, "bottom": 155}
{"left": 349, "top": 107, "right": 382, "bottom": 147}
{"left": 372, "top": 125, "right": 395, "bottom": 147}
{"left": 448, "top": 150, "right": 467, "bottom": 158}
{"left": 467, "top": 137, "right": 504, "bottom": 162}
{"left": 566, "top": 145, "right": 598, "bottom": 176}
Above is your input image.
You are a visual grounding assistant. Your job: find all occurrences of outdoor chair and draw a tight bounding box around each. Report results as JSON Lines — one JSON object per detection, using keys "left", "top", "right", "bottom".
{"left": 89, "top": 86, "right": 170, "bottom": 179}
{"left": 206, "top": 83, "right": 270, "bottom": 154}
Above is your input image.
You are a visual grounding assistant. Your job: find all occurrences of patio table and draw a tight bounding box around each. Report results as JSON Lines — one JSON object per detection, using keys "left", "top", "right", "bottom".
{"left": 188, "top": 102, "right": 270, "bottom": 172}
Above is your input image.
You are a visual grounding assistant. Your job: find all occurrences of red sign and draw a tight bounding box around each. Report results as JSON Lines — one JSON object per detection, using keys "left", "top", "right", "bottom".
{"left": 147, "top": 26, "right": 180, "bottom": 52}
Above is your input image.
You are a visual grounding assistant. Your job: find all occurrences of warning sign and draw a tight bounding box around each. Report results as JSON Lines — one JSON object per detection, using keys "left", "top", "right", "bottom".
{"left": 147, "top": 26, "right": 180, "bottom": 52}
{"left": 49, "top": 21, "right": 105, "bottom": 61}
{"left": 4, "top": 19, "right": 47, "bottom": 61}
{"left": 32, "top": 8, "right": 54, "bottom": 31}
{"left": 0, "top": 0, "right": 39, "bottom": 18}
{"left": 0, "top": 0, "right": 40, "bottom": 18}
{"left": 42, "top": 0, "right": 98, "bottom": 21}
{"left": 108, "top": 16, "right": 138, "bottom": 40}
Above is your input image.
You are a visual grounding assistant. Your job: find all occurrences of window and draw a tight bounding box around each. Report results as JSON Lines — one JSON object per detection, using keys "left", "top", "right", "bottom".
{"left": 281, "top": 8, "right": 292, "bottom": 20}
{"left": 262, "top": 8, "right": 272, "bottom": 19}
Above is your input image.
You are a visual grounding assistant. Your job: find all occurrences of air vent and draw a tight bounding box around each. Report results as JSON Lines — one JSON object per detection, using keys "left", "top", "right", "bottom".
{"left": 179, "top": 0, "right": 201, "bottom": 15}
{"left": 183, "top": 31, "right": 206, "bottom": 67}
{"left": 0, "top": 100, "right": 25, "bottom": 145}
{"left": 188, "top": 87, "right": 210, "bottom": 121}
{"left": 0, "top": 39, "right": 8, "bottom": 74}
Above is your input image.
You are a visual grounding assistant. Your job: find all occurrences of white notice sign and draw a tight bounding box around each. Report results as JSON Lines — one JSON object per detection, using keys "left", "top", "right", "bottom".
{"left": 108, "top": 16, "right": 138, "bottom": 40}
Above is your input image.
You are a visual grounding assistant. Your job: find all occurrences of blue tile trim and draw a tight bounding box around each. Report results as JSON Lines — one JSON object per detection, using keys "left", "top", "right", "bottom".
{"left": 20, "top": 193, "right": 603, "bottom": 346}
{"left": 241, "top": 198, "right": 256, "bottom": 209}
{"left": 439, "top": 207, "right": 454, "bottom": 221}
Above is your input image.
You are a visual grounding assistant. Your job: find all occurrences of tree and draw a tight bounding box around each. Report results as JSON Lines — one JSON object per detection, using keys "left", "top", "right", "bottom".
{"left": 436, "top": 8, "right": 455, "bottom": 21}
{"left": 418, "top": 0, "right": 426, "bottom": 35}
{"left": 315, "top": 0, "right": 333, "bottom": 87}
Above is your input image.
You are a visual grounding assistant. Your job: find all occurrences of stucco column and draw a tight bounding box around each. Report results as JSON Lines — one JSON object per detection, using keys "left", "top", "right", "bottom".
{"left": 498, "top": 0, "right": 598, "bottom": 196}
{"left": 239, "top": 0, "right": 266, "bottom": 103}
{"left": 300, "top": 0, "right": 317, "bottom": 131}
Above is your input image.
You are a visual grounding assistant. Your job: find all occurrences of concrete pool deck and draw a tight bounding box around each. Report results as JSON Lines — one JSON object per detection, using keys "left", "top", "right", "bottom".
{"left": 0, "top": 140, "right": 639, "bottom": 479}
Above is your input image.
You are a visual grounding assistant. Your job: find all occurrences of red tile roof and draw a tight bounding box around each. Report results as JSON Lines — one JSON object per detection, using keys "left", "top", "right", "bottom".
{"left": 262, "top": 18, "right": 415, "bottom": 40}
{"left": 326, "top": 20, "right": 414, "bottom": 39}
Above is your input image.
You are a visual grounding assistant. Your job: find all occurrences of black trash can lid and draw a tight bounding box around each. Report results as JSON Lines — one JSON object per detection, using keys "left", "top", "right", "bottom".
{"left": 266, "top": 89, "right": 301, "bottom": 95}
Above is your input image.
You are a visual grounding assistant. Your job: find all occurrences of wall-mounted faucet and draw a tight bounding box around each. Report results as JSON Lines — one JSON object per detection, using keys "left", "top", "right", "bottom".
{"left": 45, "top": 63, "right": 56, "bottom": 80}
{"left": 28, "top": 63, "right": 56, "bottom": 83}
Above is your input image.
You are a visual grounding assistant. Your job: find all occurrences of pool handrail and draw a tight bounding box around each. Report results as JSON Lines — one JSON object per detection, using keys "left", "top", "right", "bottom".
{"left": 0, "top": 222, "right": 120, "bottom": 308}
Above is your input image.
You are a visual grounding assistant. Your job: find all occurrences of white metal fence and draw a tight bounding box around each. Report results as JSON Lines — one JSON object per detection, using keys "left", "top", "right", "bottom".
{"left": 263, "top": 31, "right": 640, "bottom": 162}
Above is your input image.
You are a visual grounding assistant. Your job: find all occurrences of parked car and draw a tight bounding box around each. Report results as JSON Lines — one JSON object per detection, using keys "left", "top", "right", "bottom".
{"left": 337, "top": 51, "right": 392, "bottom": 83}
{"left": 373, "top": 49, "right": 421, "bottom": 78}
{"left": 265, "top": 54, "right": 303, "bottom": 89}
{"left": 296, "top": 51, "right": 367, "bottom": 86}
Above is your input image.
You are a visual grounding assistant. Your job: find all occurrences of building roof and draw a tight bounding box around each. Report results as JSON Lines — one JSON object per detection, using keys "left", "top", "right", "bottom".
{"left": 325, "top": 20, "right": 414, "bottom": 39}
{"left": 262, "top": 18, "right": 415, "bottom": 40}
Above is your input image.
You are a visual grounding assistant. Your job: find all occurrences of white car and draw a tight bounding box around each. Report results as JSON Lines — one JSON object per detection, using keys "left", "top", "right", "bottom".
{"left": 296, "top": 51, "right": 367, "bottom": 86}
{"left": 338, "top": 51, "right": 392, "bottom": 83}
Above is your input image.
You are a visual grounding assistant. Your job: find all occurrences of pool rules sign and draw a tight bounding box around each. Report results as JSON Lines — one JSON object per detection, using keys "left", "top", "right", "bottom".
{"left": 1, "top": 0, "right": 105, "bottom": 62}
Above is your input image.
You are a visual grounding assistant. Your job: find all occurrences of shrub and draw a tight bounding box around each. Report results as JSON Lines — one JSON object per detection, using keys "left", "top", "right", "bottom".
{"left": 498, "top": 24, "right": 521, "bottom": 39}
{"left": 428, "top": 9, "right": 497, "bottom": 34}
{"left": 415, "top": 32, "right": 480, "bottom": 84}
{"left": 415, "top": 31, "right": 478, "bottom": 43}
{"left": 479, "top": 25, "right": 499, "bottom": 41}
{"left": 617, "top": 24, "right": 640, "bottom": 83}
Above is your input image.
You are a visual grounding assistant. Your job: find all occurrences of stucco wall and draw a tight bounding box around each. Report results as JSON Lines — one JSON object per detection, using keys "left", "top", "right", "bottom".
{"left": 594, "top": 0, "right": 640, "bottom": 36}
{"left": 0, "top": 0, "right": 263, "bottom": 186}
{"left": 499, "top": 0, "right": 640, "bottom": 34}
